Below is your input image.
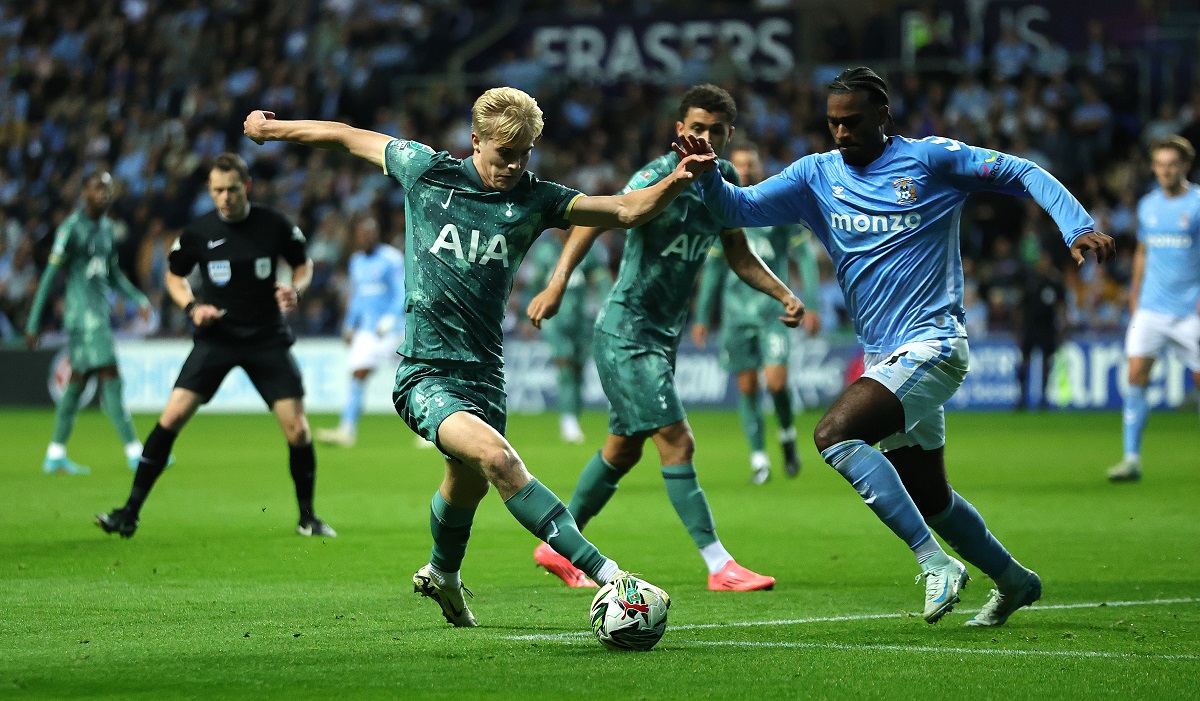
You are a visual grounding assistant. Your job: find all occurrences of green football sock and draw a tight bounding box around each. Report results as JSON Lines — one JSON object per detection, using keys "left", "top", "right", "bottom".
{"left": 556, "top": 365, "right": 581, "bottom": 417}
{"left": 772, "top": 387, "right": 794, "bottom": 429}
{"left": 567, "top": 451, "right": 630, "bottom": 530}
{"left": 429, "top": 491, "right": 475, "bottom": 574}
{"left": 51, "top": 381, "right": 85, "bottom": 445}
{"left": 505, "top": 479, "right": 606, "bottom": 581}
{"left": 99, "top": 377, "right": 138, "bottom": 446}
{"left": 661, "top": 463, "right": 718, "bottom": 549}
{"left": 738, "top": 393, "right": 766, "bottom": 452}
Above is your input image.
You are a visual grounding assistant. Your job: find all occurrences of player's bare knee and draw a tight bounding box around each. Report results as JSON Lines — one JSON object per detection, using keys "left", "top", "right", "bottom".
{"left": 479, "top": 444, "right": 522, "bottom": 478}
{"left": 813, "top": 416, "right": 846, "bottom": 454}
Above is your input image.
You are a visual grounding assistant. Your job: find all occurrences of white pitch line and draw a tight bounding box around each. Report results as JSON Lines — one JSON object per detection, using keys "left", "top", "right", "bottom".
{"left": 679, "top": 641, "right": 1200, "bottom": 661}
{"left": 503, "top": 596, "right": 1199, "bottom": 642}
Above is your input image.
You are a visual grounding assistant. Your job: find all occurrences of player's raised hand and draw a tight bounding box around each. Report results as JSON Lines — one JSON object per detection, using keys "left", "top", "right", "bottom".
{"left": 671, "top": 134, "right": 717, "bottom": 179}
{"left": 244, "top": 110, "right": 277, "bottom": 145}
{"left": 275, "top": 282, "right": 299, "bottom": 313}
{"left": 778, "top": 294, "right": 805, "bottom": 328}
{"left": 527, "top": 287, "right": 564, "bottom": 329}
{"left": 1070, "top": 231, "right": 1115, "bottom": 266}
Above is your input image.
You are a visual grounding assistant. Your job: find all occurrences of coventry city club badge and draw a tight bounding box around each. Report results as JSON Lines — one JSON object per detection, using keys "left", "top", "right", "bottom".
{"left": 255, "top": 256, "right": 272, "bottom": 279}
{"left": 893, "top": 177, "right": 918, "bottom": 205}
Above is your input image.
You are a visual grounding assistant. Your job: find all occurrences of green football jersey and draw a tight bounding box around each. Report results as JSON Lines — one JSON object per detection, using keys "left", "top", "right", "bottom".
{"left": 383, "top": 139, "right": 582, "bottom": 365}
{"left": 596, "top": 152, "right": 740, "bottom": 346}
{"left": 26, "top": 209, "right": 147, "bottom": 335}
{"left": 523, "top": 234, "right": 610, "bottom": 327}
{"left": 695, "top": 223, "right": 820, "bottom": 328}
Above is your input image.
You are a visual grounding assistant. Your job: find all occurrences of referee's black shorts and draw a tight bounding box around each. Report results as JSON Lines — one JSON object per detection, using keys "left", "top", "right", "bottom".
{"left": 1020, "top": 329, "right": 1059, "bottom": 359}
{"left": 175, "top": 337, "right": 304, "bottom": 407}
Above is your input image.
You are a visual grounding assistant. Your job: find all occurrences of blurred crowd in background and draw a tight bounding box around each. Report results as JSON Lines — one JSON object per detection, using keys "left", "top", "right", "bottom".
{"left": 1, "top": 0, "right": 1196, "bottom": 343}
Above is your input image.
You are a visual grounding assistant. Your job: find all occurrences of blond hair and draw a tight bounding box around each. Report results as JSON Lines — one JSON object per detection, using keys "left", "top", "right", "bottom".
{"left": 472, "top": 87, "right": 543, "bottom": 146}
{"left": 1149, "top": 134, "right": 1195, "bottom": 163}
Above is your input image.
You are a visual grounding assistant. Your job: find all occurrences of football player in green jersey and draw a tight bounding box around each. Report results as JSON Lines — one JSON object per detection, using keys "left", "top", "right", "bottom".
{"left": 243, "top": 86, "right": 713, "bottom": 624}
{"left": 692, "top": 143, "right": 823, "bottom": 485}
{"left": 520, "top": 228, "right": 611, "bottom": 443}
{"left": 26, "top": 172, "right": 151, "bottom": 475}
{"left": 527, "top": 86, "right": 805, "bottom": 592}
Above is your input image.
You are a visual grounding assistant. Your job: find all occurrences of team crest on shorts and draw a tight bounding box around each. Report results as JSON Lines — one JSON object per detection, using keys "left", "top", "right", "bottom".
{"left": 255, "top": 256, "right": 272, "bottom": 279}
{"left": 893, "top": 177, "right": 918, "bottom": 205}
{"left": 208, "top": 260, "right": 231, "bottom": 286}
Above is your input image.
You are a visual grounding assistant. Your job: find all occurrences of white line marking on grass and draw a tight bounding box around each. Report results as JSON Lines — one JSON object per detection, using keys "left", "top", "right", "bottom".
{"left": 679, "top": 641, "right": 1200, "bottom": 661}
{"left": 503, "top": 596, "right": 1199, "bottom": 642}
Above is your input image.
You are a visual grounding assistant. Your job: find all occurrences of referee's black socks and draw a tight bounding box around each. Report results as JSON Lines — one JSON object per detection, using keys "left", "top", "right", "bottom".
{"left": 125, "top": 423, "right": 178, "bottom": 516}
{"left": 289, "top": 442, "right": 316, "bottom": 521}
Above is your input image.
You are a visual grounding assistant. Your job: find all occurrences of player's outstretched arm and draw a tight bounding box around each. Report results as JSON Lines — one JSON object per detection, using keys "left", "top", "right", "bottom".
{"left": 244, "top": 111, "right": 393, "bottom": 169}
{"left": 566, "top": 144, "right": 716, "bottom": 229}
{"left": 527, "top": 225, "right": 606, "bottom": 329}
{"left": 720, "top": 229, "right": 805, "bottom": 328}
{"left": 1128, "top": 243, "right": 1145, "bottom": 313}
{"left": 23, "top": 259, "right": 62, "bottom": 349}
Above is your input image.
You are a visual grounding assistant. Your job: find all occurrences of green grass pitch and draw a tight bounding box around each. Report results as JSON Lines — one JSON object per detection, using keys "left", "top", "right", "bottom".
{"left": 2, "top": 407, "right": 1198, "bottom": 699}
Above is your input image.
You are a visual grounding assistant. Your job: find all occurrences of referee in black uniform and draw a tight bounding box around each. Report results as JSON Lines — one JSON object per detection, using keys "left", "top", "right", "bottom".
{"left": 1015, "top": 250, "right": 1068, "bottom": 411}
{"left": 97, "top": 153, "right": 335, "bottom": 538}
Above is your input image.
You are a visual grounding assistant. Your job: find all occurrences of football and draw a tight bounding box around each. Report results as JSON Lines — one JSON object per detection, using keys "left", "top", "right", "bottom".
{"left": 589, "top": 575, "right": 671, "bottom": 651}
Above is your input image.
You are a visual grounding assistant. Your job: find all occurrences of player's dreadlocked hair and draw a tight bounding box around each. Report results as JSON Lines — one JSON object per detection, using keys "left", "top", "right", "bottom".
{"left": 827, "top": 67, "right": 890, "bottom": 108}
{"left": 473, "top": 87, "right": 544, "bottom": 146}
{"left": 679, "top": 84, "right": 737, "bottom": 123}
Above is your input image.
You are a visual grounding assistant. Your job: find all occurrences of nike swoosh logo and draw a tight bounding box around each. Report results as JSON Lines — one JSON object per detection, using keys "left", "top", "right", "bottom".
{"left": 440, "top": 190, "right": 454, "bottom": 209}
{"left": 208, "top": 239, "right": 226, "bottom": 248}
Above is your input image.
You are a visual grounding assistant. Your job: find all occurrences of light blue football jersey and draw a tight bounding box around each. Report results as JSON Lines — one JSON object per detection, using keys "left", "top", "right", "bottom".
{"left": 344, "top": 243, "right": 406, "bottom": 335}
{"left": 1135, "top": 185, "right": 1200, "bottom": 317}
{"left": 698, "top": 136, "right": 1095, "bottom": 353}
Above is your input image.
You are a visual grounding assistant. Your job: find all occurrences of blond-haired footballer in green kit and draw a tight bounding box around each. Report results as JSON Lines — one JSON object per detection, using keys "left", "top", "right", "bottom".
{"left": 242, "top": 87, "right": 715, "bottom": 627}
{"left": 26, "top": 171, "right": 151, "bottom": 475}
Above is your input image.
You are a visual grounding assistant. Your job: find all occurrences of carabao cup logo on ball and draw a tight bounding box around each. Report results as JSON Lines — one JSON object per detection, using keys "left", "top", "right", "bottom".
{"left": 589, "top": 575, "right": 670, "bottom": 652}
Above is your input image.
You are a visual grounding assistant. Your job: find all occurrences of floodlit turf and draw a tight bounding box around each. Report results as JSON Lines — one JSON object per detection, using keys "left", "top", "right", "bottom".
{"left": 2, "top": 407, "right": 1198, "bottom": 699}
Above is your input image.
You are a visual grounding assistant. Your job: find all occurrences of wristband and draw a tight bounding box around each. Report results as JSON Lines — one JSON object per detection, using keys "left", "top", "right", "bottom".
{"left": 184, "top": 301, "right": 197, "bottom": 316}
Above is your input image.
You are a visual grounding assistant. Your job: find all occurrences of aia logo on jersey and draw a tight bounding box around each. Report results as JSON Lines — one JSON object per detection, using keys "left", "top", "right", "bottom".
{"left": 893, "top": 177, "right": 918, "bottom": 205}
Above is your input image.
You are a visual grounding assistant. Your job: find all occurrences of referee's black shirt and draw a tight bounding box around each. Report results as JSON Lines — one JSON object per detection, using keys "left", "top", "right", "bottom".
{"left": 169, "top": 205, "right": 307, "bottom": 345}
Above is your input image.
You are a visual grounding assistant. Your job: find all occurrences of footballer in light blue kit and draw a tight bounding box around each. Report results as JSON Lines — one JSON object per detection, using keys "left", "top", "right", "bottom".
{"left": 1107, "top": 135, "right": 1200, "bottom": 482}
{"left": 317, "top": 215, "right": 405, "bottom": 448}
{"left": 696, "top": 67, "right": 1114, "bottom": 627}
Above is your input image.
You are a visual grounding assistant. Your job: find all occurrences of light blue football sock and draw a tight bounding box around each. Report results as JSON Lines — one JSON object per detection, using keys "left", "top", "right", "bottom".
{"left": 1122, "top": 384, "right": 1148, "bottom": 458}
{"left": 925, "top": 490, "right": 1012, "bottom": 579}
{"left": 821, "top": 439, "right": 935, "bottom": 552}
{"left": 340, "top": 377, "right": 366, "bottom": 434}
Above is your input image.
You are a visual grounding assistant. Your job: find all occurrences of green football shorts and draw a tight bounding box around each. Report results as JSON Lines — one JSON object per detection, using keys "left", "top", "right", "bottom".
{"left": 393, "top": 359, "right": 508, "bottom": 451}
{"left": 593, "top": 330, "right": 685, "bottom": 436}
{"left": 67, "top": 325, "right": 118, "bottom": 373}
{"left": 719, "top": 323, "right": 791, "bottom": 373}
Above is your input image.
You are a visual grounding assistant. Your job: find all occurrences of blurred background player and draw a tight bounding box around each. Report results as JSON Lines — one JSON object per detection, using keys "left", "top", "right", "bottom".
{"left": 1107, "top": 135, "right": 1200, "bottom": 482}
{"left": 692, "top": 142, "right": 822, "bottom": 484}
{"left": 240, "top": 88, "right": 710, "bottom": 625}
{"left": 528, "top": 85, "right": 803, "bottom": 591}
{"left": 1014, "top": 250, "right": 1067, "bottom": 411}
{"left": 696, "top": 67, "right": 1114, "bottom": 625}
{"left": 520, "top": 227, "right": 611, "bottom": 443}
{"left": 25, "top": 172, "right": 151, "bottom": 475}
{"left": 96, "top": 154, "right": 335, "bottom": 539}
{"left": 316, "top": 215, "right": 404, "bottom": 448}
